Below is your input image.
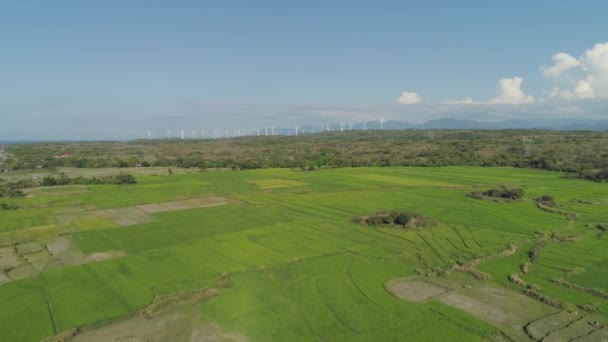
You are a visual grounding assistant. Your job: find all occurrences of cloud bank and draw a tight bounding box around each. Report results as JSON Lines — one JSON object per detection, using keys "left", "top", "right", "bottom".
{"left": 398, "top": 91, "right": 422, "bottom": 104}
{"left": 542, "top": 42, "right": 608, "bottom": 100}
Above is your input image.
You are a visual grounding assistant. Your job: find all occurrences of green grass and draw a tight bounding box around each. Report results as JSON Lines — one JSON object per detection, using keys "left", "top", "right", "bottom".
{"left": 0, "top": 166, "right": 607, "bottom": 341}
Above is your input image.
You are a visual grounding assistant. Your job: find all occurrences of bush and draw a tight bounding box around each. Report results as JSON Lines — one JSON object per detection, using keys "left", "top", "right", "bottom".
{"left": 360, "top": 210, "right": 431, "bottom": 229}
{"left": 0, "top": 203, "right": 19, "bottom": 210}
{"left": 470, "top": 185, "right": 525, "bottom": 201}
{"left": 112, "top": 173, "right": 137, "bottom": 184}
{"left": 535, "top": 195, "right": 556, "bottom": 207}
{"left": 352, "top": 216, "right": 363, "bottom": 224}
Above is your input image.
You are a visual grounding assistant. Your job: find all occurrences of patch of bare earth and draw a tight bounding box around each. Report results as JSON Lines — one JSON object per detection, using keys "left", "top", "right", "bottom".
{"left": 87, "top": 250, "right": 126, "bottom": 262}
{"left": 93, "top": 208, "right": 155, "bottom": 226}
{"left": 0, "top": 246, "right": 22, "bottom": 270}
{"left": 70, "top": 308, "right": 247, "bottom": 342}
{"left": 64, "top": 288, "right": 246, "bottom": 342}
{"left": 1, "top": 237, "right": 126, "bottom": 285}
{"left": 385, "top": 277, "right": 447, "bottom": 301}
{"left": 387, "top": 277, "right": 558, "bottom": 341}
{"left": 24, "top": 185, "right": 89, "bottom": 198}
{"left": 576, "top": 327, "right": 608, "bottom": 342}
{"left": 74, "top": 196, "right": 228, "bottom": 228}
{"left": 136, "top": 196, "right": 227, "bottom": 213}
{"left": 542, "top": 313, "right": 607, "bottom": 342}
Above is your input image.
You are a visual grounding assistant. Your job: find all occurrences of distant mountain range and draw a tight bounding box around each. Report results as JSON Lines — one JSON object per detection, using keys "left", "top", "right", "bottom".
{"left": 302, "top": 118, "right": 608, "bottom": 132}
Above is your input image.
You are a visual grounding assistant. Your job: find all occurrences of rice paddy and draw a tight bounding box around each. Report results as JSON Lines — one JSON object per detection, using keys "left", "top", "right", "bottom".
{"left": 0, "top": 166, "right": 607, "bottom": 341}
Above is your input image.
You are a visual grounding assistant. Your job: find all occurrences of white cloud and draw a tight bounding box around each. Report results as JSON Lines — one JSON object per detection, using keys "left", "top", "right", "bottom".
{"left": 398, "top": 91, "right": 422, "bottom": 104}
{"left": 544, "top": 42, "right": 608, "bottom": 100}
{"left": 552, "top": 78, "right": 595, "bottom": 100}
{"left": 444, "top": 97, "right": 475, "bottom": 105}
{"left": 541, "top": 52, "right": 579, "bottom": 78}
{"left": 488, "top": 77, "right": 535, "bottom": 104}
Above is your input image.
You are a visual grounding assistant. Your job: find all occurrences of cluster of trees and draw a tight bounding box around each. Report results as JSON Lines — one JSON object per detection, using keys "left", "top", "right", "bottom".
{"left": 353, "top": 210, "right": 432, "bottom": 229}
{"left": 0, "top": 173, "right": 136, "bottom": 199}
{"left": 41, "top": 173, "right": 137, "bottom": 186}
{"left": 575, "top": 169, "right": 608, "bottom": 182}
{"left": 0, "top": 179, "right": 29, "bottom": 198}
{"left": 469, "top": 186, "right": 525, "bottom": 200}
{"left": 3, "top": 130, "right": 608, "bottom": 177}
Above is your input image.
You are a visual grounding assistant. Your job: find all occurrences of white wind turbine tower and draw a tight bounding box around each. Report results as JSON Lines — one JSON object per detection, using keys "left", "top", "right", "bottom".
{"left": 180, "top": 130, "right": 185, "bottom": 140}
{"left": 271, "top": 126, "right": 275, "bottom": 136}
{"left": 363, "top": 121, "right": 367, "bottom": 130}
{"left": 167, "top": 131, "right": 171, "bottom": 139}
{"left": 147, "top": 130, "right": 151, "bottom": 140}
{"left": 340, "top": 122, "right": 344, "bottom": 132}
{"left": 295, "top": 126, "right": 299, "bottom": 136}
{"left": 379, "top": 117, "right": 385, "bottom": 130}
{"left": 201, "top": 130, "right": 205, "bottom": 139}
{"left": 192, "top": 130, "right": 196, "bottom": 139}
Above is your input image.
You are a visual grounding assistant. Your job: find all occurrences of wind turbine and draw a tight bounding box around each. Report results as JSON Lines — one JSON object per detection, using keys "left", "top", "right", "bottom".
{"left": 147, "top": 130, "right": 151, "bottom": 140}
{"left": 167, "top": 131, "right": 171, "bottom": 139}
{"left": 363, "top": 121, "right": 366, "bottom": 130}
{"left": 180, "top": 130, "right": 185, "bottom": 140}
{"left": 379, "top": 117, "right": 385, "bottom": 130}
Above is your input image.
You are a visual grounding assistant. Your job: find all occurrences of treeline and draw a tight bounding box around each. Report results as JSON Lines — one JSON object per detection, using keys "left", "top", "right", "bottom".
{"left": 40, "top": 173, "right": 137, "bottom": 186}
{"left": 3, "top": 130, "right": 608, "bottom": 176}
{"left": 0, "top": 173, "right": 136, "bottom": 198}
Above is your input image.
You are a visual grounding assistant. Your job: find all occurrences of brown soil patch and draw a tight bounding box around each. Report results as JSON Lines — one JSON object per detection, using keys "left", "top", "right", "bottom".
{"left": 16, "top": 241, "right": 44, "bottom": 254}
{"left": 0, "top": 246, "right": 23, "bottom": 270}
{"left": 24, "top": 250, "right": 53, "bottom": 271}
{"left": 7, "top": 264, "right": 39, "bottom": 281}
{"left": 139, "top": 288, "right": 220, "bottom": 318}
{"left": 543, "top": 313, "right": 607, "bottom": 342}
{"left": 440, "top": 293, "right": 510, "bottom": 324}
{"left": 385, "top": 277, "right": 447, "bottom": 302}
{"left": 87, "top": 250, "right": 126, "bottom": 263}
{"left": 577, "top": 327, "right": 608, "bottom": 342}
{"left": 24, "top": 186, "right": 89, "bottom": 198}
{"left": 525, "top": 311, "right": 579, "bottom": 341}
{"left": 93, "top": 208, "right": 155, "bottom": 226}
{"left": 47, "top": 237, "right": 70, "bottom": 256}
{"left": 388, "top": 277, "right": 557, "bottom": 341}
{"left": 136, "top": 196, "right": 227, "bottom": 213}
{"left": 0, "top": 272, "right": 10, "bottom": 284}
{"left": 1, "top": 237, "right": 127, "bottom": 285}
{"left": 69, "top": 301, "right": 246, "bottom": 342}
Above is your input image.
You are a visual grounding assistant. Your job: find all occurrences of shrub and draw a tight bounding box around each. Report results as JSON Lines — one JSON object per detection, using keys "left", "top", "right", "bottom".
{"left": 0, "top": 203, "right": 19, "bottom": 210}
{"left": 361, "top": 210, "right": 431, "bottom": 229}
{"left": 112, "top": 173, "right": 137, "bottom": 184}
{"left": 470, "top": 185, "right": 525, "bottom": 201}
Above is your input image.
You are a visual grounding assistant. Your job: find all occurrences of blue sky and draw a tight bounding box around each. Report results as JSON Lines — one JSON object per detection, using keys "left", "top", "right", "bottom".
{"left": 1, "top": 1, "right": 607, "bottom": 139}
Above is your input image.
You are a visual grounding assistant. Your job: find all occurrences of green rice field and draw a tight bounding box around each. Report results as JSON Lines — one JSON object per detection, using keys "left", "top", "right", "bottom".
{"left": 1, "top": 166, "right": 607, "bottom": 341}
